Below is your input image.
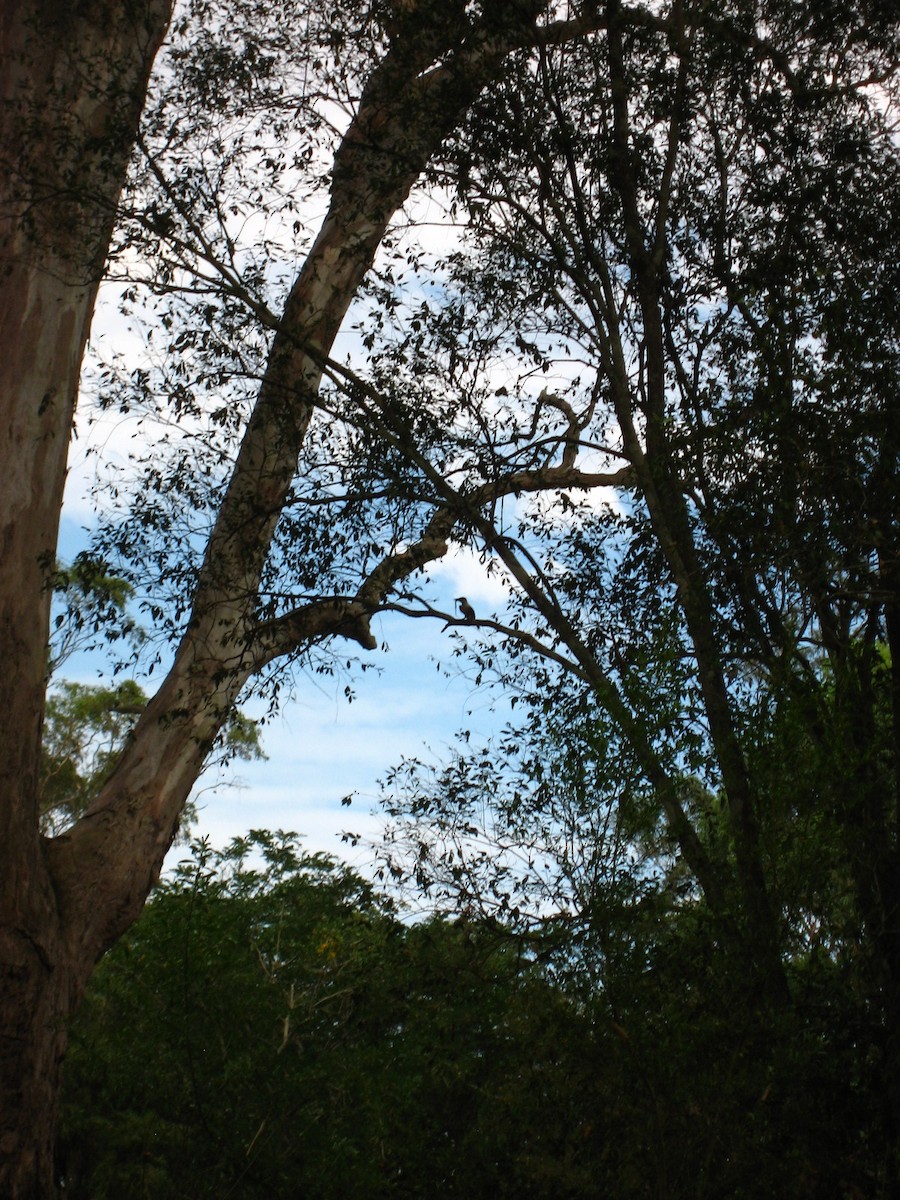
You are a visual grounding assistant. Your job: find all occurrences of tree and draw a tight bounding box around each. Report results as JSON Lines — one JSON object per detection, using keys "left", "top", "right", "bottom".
{"left": 414, "top": 0, "right": 899, "bottom": 1012}
{"left": 376, "top": 649, "right": 899, "bottom": 1192}
{"left": 3, "top": 0, "right": 898, "bottom": 1193}
{"left": 366, "top": 2, "right": 900, "bottom": 1187}
{"left": 62, "top": 812, "right": 889, "bottom": 1197}
{"left": 434, "top": 0, "right": 899, "bottom": 994}
{"left": 0, "top": 1, "right": 612, "bottom": 1192}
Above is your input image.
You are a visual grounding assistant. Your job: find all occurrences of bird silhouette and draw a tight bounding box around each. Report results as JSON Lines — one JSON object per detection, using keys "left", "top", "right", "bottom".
{"left": 455, "top": 596, "right": 476, "bottom": 622}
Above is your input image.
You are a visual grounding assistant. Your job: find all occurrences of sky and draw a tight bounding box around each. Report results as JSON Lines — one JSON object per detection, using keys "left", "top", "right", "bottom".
{"left": 189, "top": 601, "right": 508, "bottom": 868}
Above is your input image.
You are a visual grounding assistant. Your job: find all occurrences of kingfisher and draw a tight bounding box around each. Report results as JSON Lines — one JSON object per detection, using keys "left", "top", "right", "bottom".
{"left": 455, "top": 596, "right": 476, "bottom": 622}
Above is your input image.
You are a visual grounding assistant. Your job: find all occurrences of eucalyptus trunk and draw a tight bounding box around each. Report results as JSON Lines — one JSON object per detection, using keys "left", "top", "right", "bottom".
{"left": 1, "top": 2, "right": 172, "bottom": 1192}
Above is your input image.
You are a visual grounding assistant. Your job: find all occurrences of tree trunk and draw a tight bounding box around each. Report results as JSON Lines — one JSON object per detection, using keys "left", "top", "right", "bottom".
{"left": 0, "top": 2, "right": 172, "bottom": 1193}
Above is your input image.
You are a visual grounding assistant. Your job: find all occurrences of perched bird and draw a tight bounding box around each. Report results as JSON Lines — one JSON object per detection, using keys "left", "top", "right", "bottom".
{"left": 455, "top": 596, "right": 476, "bottom": 622}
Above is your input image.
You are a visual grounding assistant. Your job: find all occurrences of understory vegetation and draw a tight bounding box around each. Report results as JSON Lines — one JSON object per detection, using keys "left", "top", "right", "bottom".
{"left": 60, "top": 790, "right": 889, "bottom": 1199}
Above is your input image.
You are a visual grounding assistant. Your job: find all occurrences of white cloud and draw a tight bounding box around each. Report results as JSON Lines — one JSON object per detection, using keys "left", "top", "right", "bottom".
{"left": 430, "top": 542, "right": 517, "bottom": 612}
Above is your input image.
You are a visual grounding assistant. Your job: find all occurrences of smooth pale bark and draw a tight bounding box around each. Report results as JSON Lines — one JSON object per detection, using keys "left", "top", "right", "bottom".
{"left": 1, "top": 3, "right": 548, "bottom": 1194}
{"left": 1, "top": 3, "right": 173, "bottom": 1192}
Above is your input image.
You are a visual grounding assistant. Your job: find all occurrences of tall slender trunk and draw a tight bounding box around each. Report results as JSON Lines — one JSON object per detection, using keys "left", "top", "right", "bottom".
{"left": 0, "top": 3, "right": 173, "bottom": 1193}
{"left": 603, "top": 0, "right": 787, "bottom": 1007}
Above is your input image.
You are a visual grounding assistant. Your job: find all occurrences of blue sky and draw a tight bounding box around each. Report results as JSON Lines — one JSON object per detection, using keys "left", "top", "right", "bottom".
{"left": 193, "top": 608, "right": 507, "bottom": 867}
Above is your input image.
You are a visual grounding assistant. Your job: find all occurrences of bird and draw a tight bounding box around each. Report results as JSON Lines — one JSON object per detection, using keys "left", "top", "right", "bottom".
{"left": 455, "top": 596, "right": 476, "bottom": 622}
